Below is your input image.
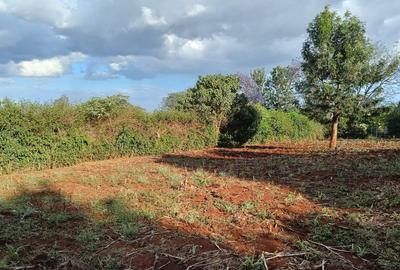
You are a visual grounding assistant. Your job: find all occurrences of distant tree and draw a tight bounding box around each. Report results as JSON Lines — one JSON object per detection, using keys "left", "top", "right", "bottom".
{"left": 264, "top": 65, "right": 300, "bottom": 111}
{"left": 237, "top": 73, "right": 265, "bottom": 104}
{"left": 250, "top": 68, "right": 267, "bottom": 94}
{"left": 161, "top": 91, "right": 190, "bottom": 110}
{"left": 81, "top": 94, "right": 130, "bottom": 123}
{"left": 186, "top": 74, "right": 241, "bottom": 133}
{"left": 300, "top": 7, "right": 399, "bottom": 148}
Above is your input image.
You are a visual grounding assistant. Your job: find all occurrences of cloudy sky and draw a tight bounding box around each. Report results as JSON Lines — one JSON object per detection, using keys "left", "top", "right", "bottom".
{"left": 0, "top": 0, "right": 399, "bottom": 110}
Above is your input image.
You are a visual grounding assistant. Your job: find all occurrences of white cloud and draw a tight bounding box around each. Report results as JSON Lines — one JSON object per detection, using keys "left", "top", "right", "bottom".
{"left": 0, "top": 52, "right": 85, "bottom": 77}
{"left": 141, "top": 7, "right": 166, "bottom": 26}
{"left": 188, "top": 4, "right": 207, "bottom": 17}
{"left": 164, "top": 34, "right": 205, "bottom": 59}
{"left": 0, "top": 0, "right": 6, "bottom": 12}
{"left": 1, "top": 0, "right": 72, "bottom": 28}
{"left": 0, "top": 0, "right": 399, "bottom": 81}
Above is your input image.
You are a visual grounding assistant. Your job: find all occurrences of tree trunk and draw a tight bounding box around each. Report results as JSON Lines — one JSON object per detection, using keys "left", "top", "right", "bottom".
{"left": 329, "top": 113, "right": 339, "bottom": 149}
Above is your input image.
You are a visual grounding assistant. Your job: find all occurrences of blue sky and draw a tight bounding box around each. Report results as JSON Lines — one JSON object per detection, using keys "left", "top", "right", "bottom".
{"left": 0, "top": 0, "right": 399, "bottom": 110}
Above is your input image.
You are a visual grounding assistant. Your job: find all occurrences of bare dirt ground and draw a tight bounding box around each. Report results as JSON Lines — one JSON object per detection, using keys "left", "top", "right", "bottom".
{"left": 1, "top": 140, "right": 399, "bottom": 269}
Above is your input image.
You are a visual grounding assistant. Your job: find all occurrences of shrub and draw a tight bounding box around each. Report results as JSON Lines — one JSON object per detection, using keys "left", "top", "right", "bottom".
{"left": 219, "top": 104, "right": 261, "bottom": 147}
{"left": 250, "top": 104, "right": 324, "bottom": 143}
{"left": 220, "top": 103, "right": 324, "bottom": 147}
{"left": 0, "top": 97, "right": 217, "bottom": 174}
{"left": 387, "top": 106, "right": 400, "bottom": 137}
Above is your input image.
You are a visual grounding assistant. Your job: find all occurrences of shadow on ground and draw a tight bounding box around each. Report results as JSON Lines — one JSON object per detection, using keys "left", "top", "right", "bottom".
{"left": 158, "top": 143, "right": 400, "bottom": 213}
{"left": 0, "top": 189, "right": 243, "bottom": 270}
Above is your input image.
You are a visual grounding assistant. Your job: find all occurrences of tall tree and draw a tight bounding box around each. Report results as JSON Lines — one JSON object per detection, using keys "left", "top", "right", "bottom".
{"left": 264, "top": 65, "right": 300, "bottom": 111}
{"left": 301, "top": 7, "right": 399, "bottom": 148}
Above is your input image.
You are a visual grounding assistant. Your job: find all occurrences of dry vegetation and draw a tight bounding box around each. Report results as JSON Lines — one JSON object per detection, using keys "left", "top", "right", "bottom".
{"left": 1, "top": 140, "right": 400, "bottom": 270}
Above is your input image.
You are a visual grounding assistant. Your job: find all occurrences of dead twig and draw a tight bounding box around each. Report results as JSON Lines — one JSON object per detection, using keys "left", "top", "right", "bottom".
{"left": 260, "top": 253, "right": 269, "bottom": 270}
{"left": 6, "top": 266, "right": 36, "bottom": 270}
{"left": 263, "top": 251, "right": 308, "bottom": 261}
{"left": 160, "top": 253, "right": 185, "bottom": 261}
{"left": 157, "top": 261, "right": 171, "bottom": 270}
{"left": 95, "top": 238, "right": 120, "bottom": 254}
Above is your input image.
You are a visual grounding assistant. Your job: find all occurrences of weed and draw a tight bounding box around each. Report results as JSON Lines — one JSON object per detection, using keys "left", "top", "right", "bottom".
{"left": 214, "top": 200, "right": 238, "bottom": 214}
{"left": 240, "top": 256, "right": 263, "bottom": 270}
{"left": 76, "top": 228, "right": 100, "bottom": 250}
{"left": 240, "top": 201, "right": 255, "bottom": 212}
{"left": 255, "top": 210, "right": 274, "bottom": 220}
{"left": 118, "top": 223, "right": 139, "bottom": 239}
{"left": 46, "top": 212, "right": 74, "bottom": 225}
{"left": 284, "top": 192, "right": 301, "bottom": 205}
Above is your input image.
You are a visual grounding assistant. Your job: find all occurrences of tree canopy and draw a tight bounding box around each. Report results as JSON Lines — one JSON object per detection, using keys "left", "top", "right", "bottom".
{"left": 300, "top": 6, "right": 399, "bottom": 148}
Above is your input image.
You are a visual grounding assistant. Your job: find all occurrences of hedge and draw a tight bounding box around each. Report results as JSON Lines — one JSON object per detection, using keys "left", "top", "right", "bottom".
{"left": 220, "top": 104, "right": 324, "bottom": 147}
{"left": 0, "top": 98, "right": 217, "bottom": 174}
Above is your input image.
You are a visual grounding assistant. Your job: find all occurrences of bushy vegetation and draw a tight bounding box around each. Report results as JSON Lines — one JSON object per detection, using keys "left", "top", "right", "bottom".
{"left": 0, "top": 96, "right": 217, "bottom": 174}
{"left": 219, "top": 104, "right": 323, "bottom": 147}
{"left": 387, "top": 103, "right": 400, "bottom": 137}
{"left": 240, "top": 104, "right": 323, "bottom": 145}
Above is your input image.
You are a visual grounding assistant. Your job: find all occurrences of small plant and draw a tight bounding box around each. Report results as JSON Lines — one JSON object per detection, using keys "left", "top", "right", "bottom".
{"left": 214, "top": 200, "right": 238, "bottom": 214}
{"left": 46, "top": 212, "right": 73, "bottom": 225}
{"left": 76, "top": 228, "right": 100, "bottom": 250}
{"left": 255, "top": 210, "right": 274, "bottom": 220}
{"left": 240, "top": 255, "right": 263, "bottom": 270}
{"left": 118, "top": 223, "right": 139, "bottom": 239}
{"left": 353, "top": 244, "right": 368, "bottom": 257}
{"left": 284, "top": 192, "right": 301, "bottom": 205}
{"left": 5, "top": 244, "right": 23, "bottom": 262}
{"left": 241, "top": 201, "right": 255, "bottom": 212}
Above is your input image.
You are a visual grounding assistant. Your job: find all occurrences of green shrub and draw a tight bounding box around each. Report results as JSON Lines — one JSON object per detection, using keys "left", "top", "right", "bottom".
{"left": 219, "top": 104, "right": 261, "bottom": 147}
{"left": 250, "top": 104, "right": 324, "bottom": 143}
{"left": 0, "top": 96, "right": 217, "bottom": 174}
{"left": 220, "top": 103, "right": 324, "bottom": 147}
{"left": 387, "top": 106, "right": 400, "bottom": 137}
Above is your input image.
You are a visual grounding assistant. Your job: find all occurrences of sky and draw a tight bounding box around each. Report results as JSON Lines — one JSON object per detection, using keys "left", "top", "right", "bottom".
{"left": 0, "top": 0, "right": 399, "bottom": 110}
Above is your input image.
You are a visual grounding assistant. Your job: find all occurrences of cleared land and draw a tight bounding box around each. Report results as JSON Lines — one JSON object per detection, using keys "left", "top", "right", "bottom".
{"left": 0, "top": 140, "right": 399, "bottom": 269}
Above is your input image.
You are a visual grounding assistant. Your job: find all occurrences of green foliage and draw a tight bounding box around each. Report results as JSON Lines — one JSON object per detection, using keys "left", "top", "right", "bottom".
{"left": 185, "top": 74, "right": 241, "bottom": 129}
{"left": 0, "top": 96, "right": 217, "bottom": 174}
{"left": 161, "top": 91, "right": 191, "bottom": 111}
{"left": 219, "top": 104, "right": 261, "bottom": 147}
{"left": 80, "top": 94, "right": 130, "bottom": 122}
{"left": 220, "top": 104, "right": 323, "bottom": 147}
{"left": 387, "top": 103, "right": 400, "bottom": 137}
{"left": 301, "top": 6, "right": 399, "bottom": 145}
{"left": 264, "top": 65, "right": 299, "bottom": 111}
{"left": 251, "top": 104, "right": 324, "bottom": 143}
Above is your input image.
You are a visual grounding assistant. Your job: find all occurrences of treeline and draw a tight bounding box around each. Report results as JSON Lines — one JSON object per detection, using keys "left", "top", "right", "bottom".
{"left": 0, "top": 96, "right": 217, "bottom": 173}
{"left": 162, "top": 74, "right": 324, "bottom": 148}
{"left": 163, "top": 7, "right": 400, "bottom": 149}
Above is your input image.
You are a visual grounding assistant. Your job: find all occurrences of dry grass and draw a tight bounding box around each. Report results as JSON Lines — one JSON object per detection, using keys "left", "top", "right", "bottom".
{"left": 1, "top": 139, "right": 399, "bottom": 269}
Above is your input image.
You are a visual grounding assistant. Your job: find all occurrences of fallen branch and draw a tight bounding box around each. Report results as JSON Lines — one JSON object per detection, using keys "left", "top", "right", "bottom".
{"left": 5, "top": 266, "right": 36, "bottom": 270}
{"left": 263, "top": 251, "right": 308, "bottom": 261}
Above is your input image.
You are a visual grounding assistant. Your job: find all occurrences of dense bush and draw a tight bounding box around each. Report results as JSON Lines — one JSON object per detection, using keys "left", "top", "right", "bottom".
{"left": 0, "top": 97, "right": 217, "bottom": 174}
{"left": 220, "top": 104, "right": 324, "bottom": 147}
{"left": 387, "top": 105, "right": 400, "bottom": 137}
{"left": 250, "top": 104, "right": 324, "bottom": 143}
{"left": 219, "top": 104, "right": 261, "bottom": 147}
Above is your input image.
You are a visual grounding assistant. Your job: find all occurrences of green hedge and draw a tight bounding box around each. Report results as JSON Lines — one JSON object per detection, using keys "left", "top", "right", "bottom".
{"left": 220, "top": 104, "right": 323, "bottom": 147}
{"left": 0, "top": 97, "right": 217, "bottom": 174}
{"left": 250, "top": 104, "right": 324, "bottom": 143}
